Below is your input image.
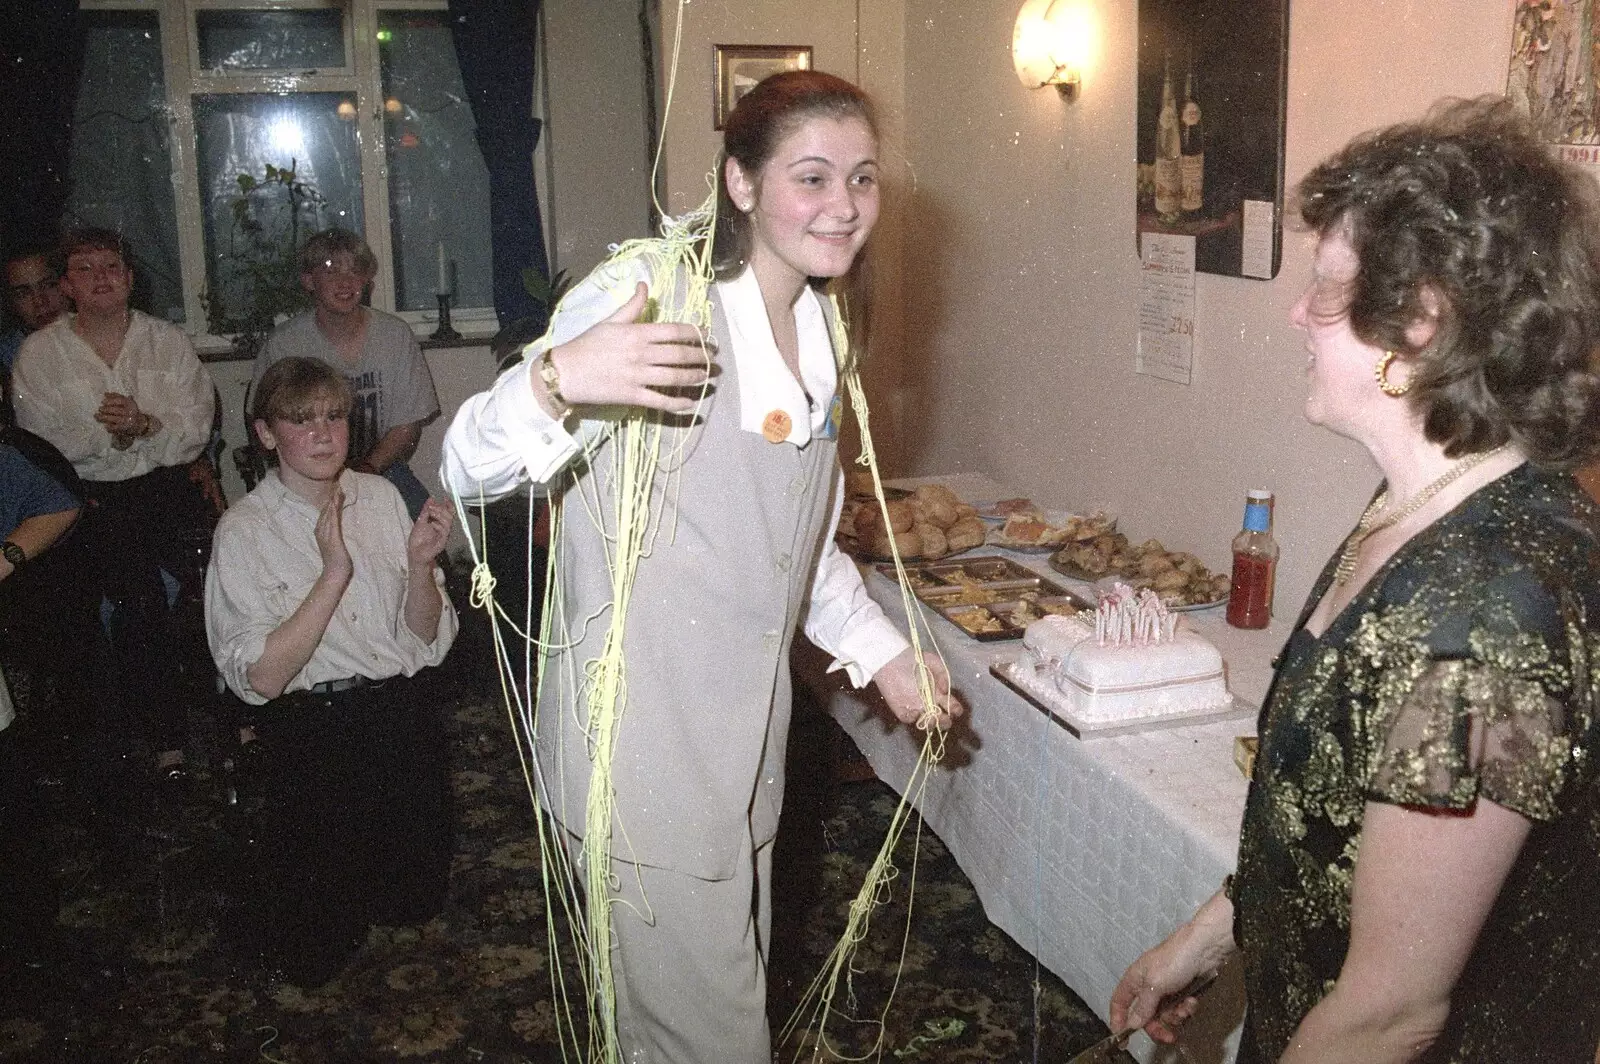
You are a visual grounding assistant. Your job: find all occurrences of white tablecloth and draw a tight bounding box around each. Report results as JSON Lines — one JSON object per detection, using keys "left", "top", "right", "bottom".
{"left": 798, "top": 474, "right": 1295, "bottom": 1063}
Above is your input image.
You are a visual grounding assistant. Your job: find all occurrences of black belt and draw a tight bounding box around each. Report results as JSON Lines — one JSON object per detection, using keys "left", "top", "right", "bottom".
{"left": 308, "top": 675, "right": 375, "bottom": 694}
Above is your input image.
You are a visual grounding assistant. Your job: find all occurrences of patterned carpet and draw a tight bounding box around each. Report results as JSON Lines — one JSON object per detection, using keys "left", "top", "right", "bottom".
{"left": 0, "top": 608, "right": 1123, "bottom": 1063}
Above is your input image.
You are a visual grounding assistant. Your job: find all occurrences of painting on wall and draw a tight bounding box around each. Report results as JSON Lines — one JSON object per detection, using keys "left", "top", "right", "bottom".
{"left": 713, "top": 44, "right": 812, "bottom": 129}
{"left": 1135, "top": 0, "right": 1289, "bottom": 279}
{"left": 1506, "top": 0, "right": 1600, "bottom": 168}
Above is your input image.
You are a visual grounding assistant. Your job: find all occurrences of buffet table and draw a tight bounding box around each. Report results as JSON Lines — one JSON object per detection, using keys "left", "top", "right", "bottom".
{"left": 797, "top": 474, "right": 1293, "bottom": 1063}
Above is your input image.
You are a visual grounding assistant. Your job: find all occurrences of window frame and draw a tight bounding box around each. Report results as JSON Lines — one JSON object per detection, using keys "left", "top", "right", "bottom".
{"left": 78, "top": 0, "right": 497, "bottom": 347}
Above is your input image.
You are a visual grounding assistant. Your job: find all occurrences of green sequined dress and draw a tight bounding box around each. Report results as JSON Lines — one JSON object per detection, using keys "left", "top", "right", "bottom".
{"left": 1233, "top": 464, "right": 1600, "bottom": 1062}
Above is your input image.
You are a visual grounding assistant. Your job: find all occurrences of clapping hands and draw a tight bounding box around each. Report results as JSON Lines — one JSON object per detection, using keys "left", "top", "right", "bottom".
{"left": 407, "top": 498, "right": 453, "bottom": 568}
{"left": 97, "top": 391, "right": 147, "bottom": 447}
{"left": 315, "top": 487, "right": 354, "bottom": 585}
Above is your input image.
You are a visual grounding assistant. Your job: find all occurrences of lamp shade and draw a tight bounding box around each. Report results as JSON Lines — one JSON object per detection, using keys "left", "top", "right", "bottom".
{"left": 1013, "top": 0, "right": 1060, "bottom": 88}
{"left": 1014, "top": 0, "right": 1095, "bottom": 91}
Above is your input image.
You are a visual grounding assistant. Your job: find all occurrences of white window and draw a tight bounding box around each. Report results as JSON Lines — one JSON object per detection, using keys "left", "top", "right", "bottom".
{"left": 72, "top": 0, "right": 495, "bottom": 342}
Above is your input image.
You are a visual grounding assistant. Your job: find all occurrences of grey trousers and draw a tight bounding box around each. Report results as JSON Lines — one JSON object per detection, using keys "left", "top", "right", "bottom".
{"left": 609, "top": 832, "right": 775, "bottom": 1064}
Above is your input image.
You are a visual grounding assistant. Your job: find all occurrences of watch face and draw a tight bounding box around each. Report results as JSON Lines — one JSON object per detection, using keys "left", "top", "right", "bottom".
{"left": 1, "top": 542, "right": 24, "bottom": 568}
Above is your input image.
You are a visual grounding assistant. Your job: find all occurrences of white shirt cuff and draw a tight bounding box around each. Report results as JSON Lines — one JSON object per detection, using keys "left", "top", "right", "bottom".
{"left": 827, "top": 614, "right": 910, "bottom": 688}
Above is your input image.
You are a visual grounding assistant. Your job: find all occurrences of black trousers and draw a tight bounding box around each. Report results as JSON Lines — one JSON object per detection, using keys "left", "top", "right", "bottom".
{"left": 79, "top": 465, "right": 215, "bottom": 754}
{"left": 0, "top": 723, "right": 60, "bottom": 971}
{"left": 240, "top": 670, "right": 453, "bottom": 985}
{"left": 0, "top": 525, "right": 101, "bottom": 758}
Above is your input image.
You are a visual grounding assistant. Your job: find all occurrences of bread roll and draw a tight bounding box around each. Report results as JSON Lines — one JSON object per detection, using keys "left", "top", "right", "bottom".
{"left": 913, "top": 484, "right": 962, "bottom": 527}
{"left": 946, "top": 515, "right": 987, "bottom": 552}
{"left": 872, "top": 529, "right": 922, "bottom": 559}
{"left": 915, "top": 522, "right": 949, "bottom": 559}
{"left": 886, "top": 499, "right": 917, "bottom": 533}
{"left": 855, "top": 505, "right": 886, "bottom": 541}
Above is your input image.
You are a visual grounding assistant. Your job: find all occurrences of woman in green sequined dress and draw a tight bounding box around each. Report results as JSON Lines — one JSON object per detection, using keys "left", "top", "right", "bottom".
{"left": 1110, "top": 97, "right": 1600, "bottom": 1063}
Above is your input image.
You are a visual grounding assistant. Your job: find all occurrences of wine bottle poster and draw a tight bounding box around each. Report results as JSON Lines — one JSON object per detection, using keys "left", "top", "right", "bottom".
{"left": 1135, "top": 0, "right": 1289, "bottom": 279}
{"left": 1506, "top": 0, "right": 1600, "bottom": 171}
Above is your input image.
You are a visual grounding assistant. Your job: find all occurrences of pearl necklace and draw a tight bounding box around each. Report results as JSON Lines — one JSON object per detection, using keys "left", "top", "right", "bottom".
{"left": 1332, "top": 444, "right": 1507, "bottom": 587}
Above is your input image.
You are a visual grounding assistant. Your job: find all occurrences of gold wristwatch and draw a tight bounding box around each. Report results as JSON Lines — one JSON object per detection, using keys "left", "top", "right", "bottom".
{"left": 536, "top": 348, "right": 569, "bottom": 415}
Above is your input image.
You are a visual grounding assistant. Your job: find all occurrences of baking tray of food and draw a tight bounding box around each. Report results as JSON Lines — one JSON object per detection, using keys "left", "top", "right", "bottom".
{"left": 875, "top": 556, "right": 1093, "bottom": 640}
{"left": 877, "top": 555, "right": 1052, "bottom": 592}
{"left": 1049, "top": 533, "right": 1231, "bottom": 610}
{"left": 935, "top": 594, "right": 1089, "bottom": 641}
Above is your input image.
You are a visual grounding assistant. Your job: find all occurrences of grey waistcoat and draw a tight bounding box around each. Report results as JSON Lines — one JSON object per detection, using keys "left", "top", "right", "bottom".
{"left": 538, "top": 286, "right": 841, "bottom": 880}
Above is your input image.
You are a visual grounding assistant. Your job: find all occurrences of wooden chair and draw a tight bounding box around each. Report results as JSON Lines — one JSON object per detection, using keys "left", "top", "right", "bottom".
{"left": 1578, "top": 463, "right": 1600, "bottom": 504}
{"left": 232, "top": 379, "right": 270, "bottom": 492}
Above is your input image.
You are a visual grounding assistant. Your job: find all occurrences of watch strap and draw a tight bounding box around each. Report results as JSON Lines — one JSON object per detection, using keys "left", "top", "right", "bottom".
{"left": 536, "top": 348, "right": 569, "bottom": 415}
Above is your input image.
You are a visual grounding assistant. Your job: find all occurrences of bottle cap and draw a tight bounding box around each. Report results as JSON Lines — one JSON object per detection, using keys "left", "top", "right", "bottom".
{"left": 1246, "top": 488, "right": 1273, "bottom": 502}
{"left": 1243, "top": 499, "right": 1271, "bottom": 532}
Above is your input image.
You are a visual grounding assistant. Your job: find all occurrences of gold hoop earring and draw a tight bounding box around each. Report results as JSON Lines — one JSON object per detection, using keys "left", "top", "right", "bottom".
{"left": 1374, "top": 350, "right": 1411, "bottom": 397}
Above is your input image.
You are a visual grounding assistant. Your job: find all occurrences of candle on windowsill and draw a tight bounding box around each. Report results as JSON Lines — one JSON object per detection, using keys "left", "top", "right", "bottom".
{"left": 436, "top": 241, "right": 452, "bottom": 296}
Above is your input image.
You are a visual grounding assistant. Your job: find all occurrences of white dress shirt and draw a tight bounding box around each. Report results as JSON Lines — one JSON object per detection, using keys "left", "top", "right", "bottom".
{"left": 205, "top": 469, "right": 458, "bottom": 705}
{"left": 12, "top": 311, "right": 215, "bottom": 481}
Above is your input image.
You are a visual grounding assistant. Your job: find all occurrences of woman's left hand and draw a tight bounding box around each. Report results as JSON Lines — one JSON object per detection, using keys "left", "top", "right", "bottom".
{"left": 872, "top": 647, "right": 965, "bottom": 730}
{"left": 1111, "top": 890, "right": 1236, "bottom": 1044}
{"left": 407, "top": 498, "right": 453, "bottom": 567}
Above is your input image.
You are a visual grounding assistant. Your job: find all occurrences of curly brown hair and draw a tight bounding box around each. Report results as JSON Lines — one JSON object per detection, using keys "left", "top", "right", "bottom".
{"left": 1295, "top": 95, "right": 1600, "bottom": 467}
{"left": 60, "top": 227, "right": 130, "bottom": 269}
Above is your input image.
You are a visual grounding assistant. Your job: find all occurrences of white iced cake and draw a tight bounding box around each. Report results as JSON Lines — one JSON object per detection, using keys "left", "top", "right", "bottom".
{"left": 1011, "top": 587, "right": 1231, "bottom": 726}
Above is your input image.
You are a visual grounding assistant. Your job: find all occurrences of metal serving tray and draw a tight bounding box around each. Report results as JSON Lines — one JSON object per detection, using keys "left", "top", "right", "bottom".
{"left": 876, "top": 555, "right": 1093, "bottom": 641}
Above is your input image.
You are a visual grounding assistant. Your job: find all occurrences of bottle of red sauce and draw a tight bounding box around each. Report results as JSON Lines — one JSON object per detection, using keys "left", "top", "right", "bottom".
{"left": 1227, "top": 489, "right": 1277, "bottom": 629}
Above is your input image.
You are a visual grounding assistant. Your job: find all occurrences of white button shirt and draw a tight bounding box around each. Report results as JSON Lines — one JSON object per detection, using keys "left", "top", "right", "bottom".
{"left": 441, "top": 259, "right": 907, "bottom": 686}
{"left": 205, "top": 469, "right": 458, "bottom": 705}
{"left": 12, "top": 311, "right": 215, "bottom": 481}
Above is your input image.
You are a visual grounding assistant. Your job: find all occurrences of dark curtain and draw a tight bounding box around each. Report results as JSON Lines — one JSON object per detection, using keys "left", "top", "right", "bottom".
{"left": 0, "top": 0, "right": 86, "bottom": 261}
{"left": 447, "top": 0, "right": 548, "bottom": 333}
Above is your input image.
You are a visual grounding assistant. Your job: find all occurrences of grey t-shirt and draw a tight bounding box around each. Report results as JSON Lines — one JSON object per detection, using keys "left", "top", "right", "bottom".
{"left": 253, "top": 309, "right": 440, "bottom": 463}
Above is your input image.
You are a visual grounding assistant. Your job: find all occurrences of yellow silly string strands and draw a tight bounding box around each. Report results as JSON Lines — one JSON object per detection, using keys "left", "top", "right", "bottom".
{"left": 455, "top": 213, "right": 716, "bottom": 1064}
{"left": 454, "top": 0, "right": 950, "bottom": 1044}
{"left": 564, "top": 222, "right": 716, "bottom": 1063}
{"left": 776, "top": 300, "right": 953, "bottom": 1063}
{"left": 455, "top": 0, "right": 715, "bottom": 1049}
{"left": 454, "top": 487, "right": 594, "bottom": 1062}
{"left": 457, "top": 268, "right": 947, "bottom": 1064}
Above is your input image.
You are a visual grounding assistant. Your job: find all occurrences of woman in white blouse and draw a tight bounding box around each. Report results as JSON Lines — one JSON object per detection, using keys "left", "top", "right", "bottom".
{"left": 12, "top": 228, "right": 217, "bottom": 789}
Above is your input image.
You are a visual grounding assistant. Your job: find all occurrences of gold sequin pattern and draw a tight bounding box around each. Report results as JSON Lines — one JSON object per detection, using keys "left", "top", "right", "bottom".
{"left": 1231, "top": 465, "right": 1600, "bottom": 1063}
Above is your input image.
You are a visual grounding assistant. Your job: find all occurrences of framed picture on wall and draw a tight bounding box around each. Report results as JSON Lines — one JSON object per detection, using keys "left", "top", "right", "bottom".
{"left": 714, "top": 44, "right": 812, "bottom": 129}
{"left": 1135, "top": 0, "right": 1289, "bottom": 279}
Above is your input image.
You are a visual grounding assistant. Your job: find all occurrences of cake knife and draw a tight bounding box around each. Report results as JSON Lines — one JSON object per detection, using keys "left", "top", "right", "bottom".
{"left": 1064, "top": 971, "right": 1218, "bottom": 1064}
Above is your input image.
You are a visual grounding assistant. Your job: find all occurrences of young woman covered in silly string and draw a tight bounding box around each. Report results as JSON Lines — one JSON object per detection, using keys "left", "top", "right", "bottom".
{"left": 442, "top": 71, "right": 963, "bottom": 1063}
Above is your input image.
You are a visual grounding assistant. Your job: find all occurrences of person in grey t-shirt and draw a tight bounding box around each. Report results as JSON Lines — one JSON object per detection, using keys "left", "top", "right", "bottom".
{"left": 252, "top": 228, "right": 439, "bottom": 518}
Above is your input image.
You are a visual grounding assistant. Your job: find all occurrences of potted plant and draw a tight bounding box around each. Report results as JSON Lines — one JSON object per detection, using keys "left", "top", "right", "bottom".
{"left": 202, "top": 160, "right": 324, "bottom": 358}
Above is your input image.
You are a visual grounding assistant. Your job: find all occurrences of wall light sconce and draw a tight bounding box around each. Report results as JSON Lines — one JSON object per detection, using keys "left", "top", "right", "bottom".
{"left": 1013, "top": 0, "right": 1095, "bottom": 101}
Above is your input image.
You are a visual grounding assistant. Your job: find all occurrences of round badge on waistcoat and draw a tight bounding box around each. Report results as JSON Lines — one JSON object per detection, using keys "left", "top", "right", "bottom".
{"left": 822, "top": 395, "right": 843, "bottom": 440}
{"left": 762, "top": 409, "right": 792, "bottom": 443}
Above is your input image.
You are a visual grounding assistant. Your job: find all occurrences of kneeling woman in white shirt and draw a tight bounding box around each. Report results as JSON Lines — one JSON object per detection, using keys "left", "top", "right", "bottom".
{"left": 442, "top": 70, "right": 963, "bottom": 1063}
{"left": 205, "top": 356, "right": 457, "bottom": 986}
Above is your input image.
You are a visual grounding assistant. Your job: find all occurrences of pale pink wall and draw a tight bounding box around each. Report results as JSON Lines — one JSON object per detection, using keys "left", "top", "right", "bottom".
{"left": 542, "top": 0, "right": 654, "bottom": 278}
